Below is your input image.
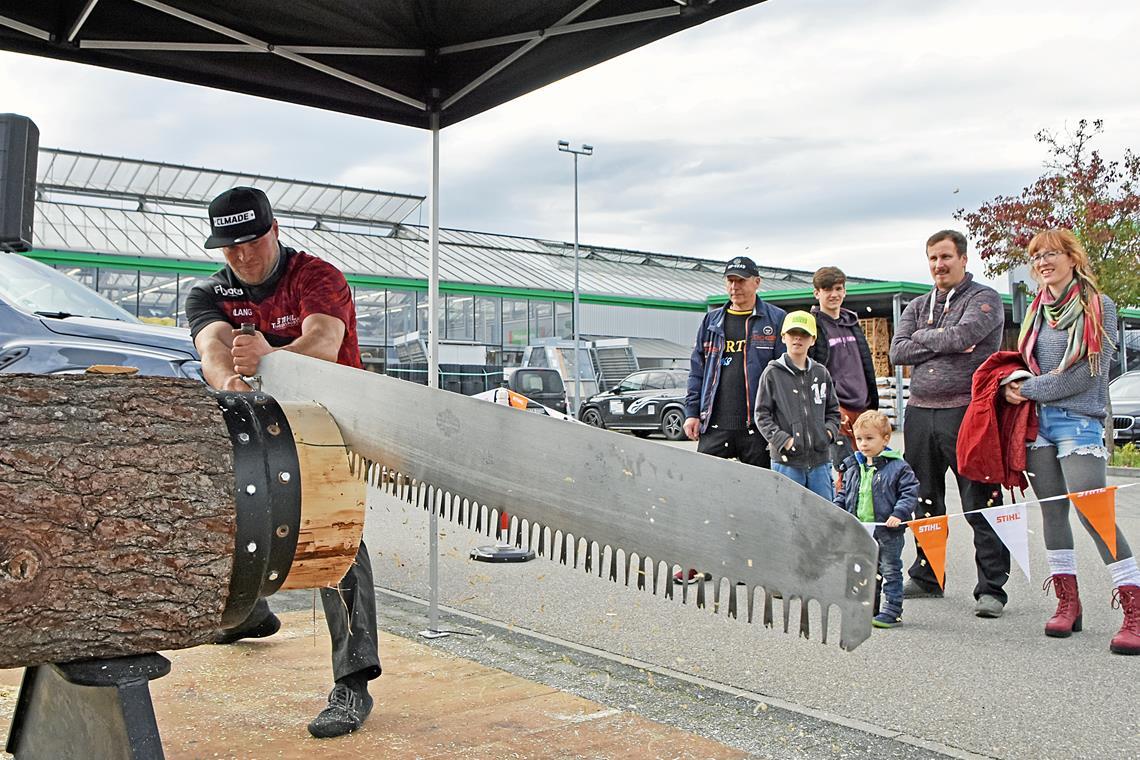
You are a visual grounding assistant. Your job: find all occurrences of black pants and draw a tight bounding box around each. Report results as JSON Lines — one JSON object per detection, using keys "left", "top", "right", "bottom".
{"left": 697, "top": 425, "right": 771, "bottom": 468}
{"left": 240, "top": 540, "right": 381, "bottom": 683}
{"left": 903, "top": 406, "right": 1010, "bottom": 602}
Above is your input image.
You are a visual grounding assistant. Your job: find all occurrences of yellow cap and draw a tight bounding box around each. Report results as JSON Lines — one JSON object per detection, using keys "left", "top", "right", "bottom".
{"left": 781, "top": 310, "right": 817, "bottom": 337}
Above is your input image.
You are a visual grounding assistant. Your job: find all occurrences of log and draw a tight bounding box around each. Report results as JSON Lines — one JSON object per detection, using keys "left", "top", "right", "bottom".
{"left": 0, "top": 374, "right": 363, "bottom": 669}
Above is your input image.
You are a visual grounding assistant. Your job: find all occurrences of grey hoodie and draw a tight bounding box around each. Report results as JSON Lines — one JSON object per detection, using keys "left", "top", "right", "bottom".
{"left": 754, "top": 354, "right": 841, "bottom": 468}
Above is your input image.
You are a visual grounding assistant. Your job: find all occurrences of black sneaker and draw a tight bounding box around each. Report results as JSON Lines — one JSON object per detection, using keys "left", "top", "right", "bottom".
{"left": 902, "top": 579, "right": 944, "bottom": 599}
{"left": 308, "top": 683, "right": 373, "bottom": 739}
{"left": 212, "top": 602, "right": 281, "bottom": 645}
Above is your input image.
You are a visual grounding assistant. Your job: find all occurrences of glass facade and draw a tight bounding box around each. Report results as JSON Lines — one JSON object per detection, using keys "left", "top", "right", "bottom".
{"left": 48, "top": 263, "right": 572, "bottom": 369}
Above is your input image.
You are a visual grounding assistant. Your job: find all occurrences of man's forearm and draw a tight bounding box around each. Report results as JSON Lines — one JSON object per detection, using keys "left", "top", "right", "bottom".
{"left": 200, "top": 342, "right": 240, "bottom": 389}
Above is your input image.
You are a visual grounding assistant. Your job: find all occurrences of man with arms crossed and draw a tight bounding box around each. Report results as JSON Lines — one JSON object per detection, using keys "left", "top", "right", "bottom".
{"left": 186, "top": 187, "right": 380, "bottom": 738}
{"left": 889, "top": 230, "right": 1011, "bottom": 618}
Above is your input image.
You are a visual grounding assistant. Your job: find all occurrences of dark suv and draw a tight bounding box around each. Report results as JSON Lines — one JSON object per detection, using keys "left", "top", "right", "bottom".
{"left": 578, "top": 368, "right": 688, "bottom": 440}
{"left": 1110, "top": 371, "right": 1140, "bottom": 445}
{"left": 0, "top": 253, "right": 202, "bottom": 378}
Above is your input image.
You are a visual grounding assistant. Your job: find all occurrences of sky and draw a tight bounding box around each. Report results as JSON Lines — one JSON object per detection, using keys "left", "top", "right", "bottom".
{"left": 2, "top": 0, "right": 1139, "bottom": 292}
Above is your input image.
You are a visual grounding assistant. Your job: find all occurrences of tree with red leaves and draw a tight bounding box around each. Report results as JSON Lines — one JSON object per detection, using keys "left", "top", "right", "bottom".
{"left": 955, "top": 119, "right": 1140, "bottom": 309}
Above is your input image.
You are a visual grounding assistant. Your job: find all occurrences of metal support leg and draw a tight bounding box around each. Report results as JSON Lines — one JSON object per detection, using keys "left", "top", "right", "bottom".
{"left": 6, "top": 653, "right": 171, "bottom": 760}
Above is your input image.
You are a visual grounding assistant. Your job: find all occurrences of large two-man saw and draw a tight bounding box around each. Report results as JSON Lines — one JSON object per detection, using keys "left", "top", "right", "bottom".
{"left": 258, "top": 351, "right": 877, "bottom": 650}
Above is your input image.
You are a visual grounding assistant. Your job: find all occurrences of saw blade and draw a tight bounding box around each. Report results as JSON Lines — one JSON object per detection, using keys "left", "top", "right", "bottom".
{"left": 258, "top": 351, "right": 877, "bottom": 650}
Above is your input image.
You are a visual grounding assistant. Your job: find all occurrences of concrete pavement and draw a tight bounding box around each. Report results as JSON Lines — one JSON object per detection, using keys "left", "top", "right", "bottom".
{"left": 351, "top": 435, "right": 1139, "bottom": 760}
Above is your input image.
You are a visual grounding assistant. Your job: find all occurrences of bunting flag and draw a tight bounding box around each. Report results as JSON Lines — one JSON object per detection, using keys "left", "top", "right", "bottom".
{"left": 856, "top": 483, "right": 1134, "bottom": 583}
{"left": 1068, "top": 486, "right": 1119, "bottom": 560}
{"left": 980, "top": 504, "right": 1031, "bottom": 582}
{"left": 908, "top": 515, "right": 949, "bottom": 589}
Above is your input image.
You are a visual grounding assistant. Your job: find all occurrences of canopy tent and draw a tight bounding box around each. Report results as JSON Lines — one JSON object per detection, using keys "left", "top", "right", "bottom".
{"left": 0, "top": 1, "right": 763, "bottom": 128}
{"left": 0, "top": 0, "right": 768, "bottom": 635}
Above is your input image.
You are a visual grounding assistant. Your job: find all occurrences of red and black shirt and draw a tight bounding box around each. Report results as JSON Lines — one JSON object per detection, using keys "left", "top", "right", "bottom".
{"left": 186, "top": 245, "right": 362, "bottom": 369}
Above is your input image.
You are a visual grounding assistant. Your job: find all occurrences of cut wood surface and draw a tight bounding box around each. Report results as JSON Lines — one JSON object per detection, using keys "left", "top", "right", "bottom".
{"left": 0, "top": 374, "right": 236, "bottom": 668}
{"left": 278, "top": 403, "right": 364, "bottom": 590}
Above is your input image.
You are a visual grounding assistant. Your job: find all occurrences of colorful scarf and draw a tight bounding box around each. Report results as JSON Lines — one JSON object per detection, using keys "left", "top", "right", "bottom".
{"left": 1017, "top": 278, "right": 1105, "bottom": 376}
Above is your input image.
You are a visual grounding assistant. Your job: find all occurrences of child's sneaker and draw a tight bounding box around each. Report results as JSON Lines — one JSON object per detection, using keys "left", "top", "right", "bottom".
{"left": 872, "top": 611, "right": 902, "bottom": 629}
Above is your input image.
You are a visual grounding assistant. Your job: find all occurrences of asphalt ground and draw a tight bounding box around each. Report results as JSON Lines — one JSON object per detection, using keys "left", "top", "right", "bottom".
{"left": 271, "top": 434, "right": 1140, "bottom": 760}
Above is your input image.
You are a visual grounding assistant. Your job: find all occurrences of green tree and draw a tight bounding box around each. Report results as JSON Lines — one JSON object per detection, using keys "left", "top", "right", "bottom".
{"left": 955, "top": 119, "right": 1140, "bottom": 308}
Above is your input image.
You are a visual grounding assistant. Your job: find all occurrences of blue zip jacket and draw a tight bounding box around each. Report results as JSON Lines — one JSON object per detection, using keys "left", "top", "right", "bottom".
{"left": 684, "top": 299, "right": 786, "bottom": 433}
{"left": 833, "top": 448, "right": 919, "bottom": 537}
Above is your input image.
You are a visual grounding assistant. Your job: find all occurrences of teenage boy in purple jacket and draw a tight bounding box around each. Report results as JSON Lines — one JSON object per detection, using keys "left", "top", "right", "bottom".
{"left": 807, "top": 267, "right": 879, "bottom": 482}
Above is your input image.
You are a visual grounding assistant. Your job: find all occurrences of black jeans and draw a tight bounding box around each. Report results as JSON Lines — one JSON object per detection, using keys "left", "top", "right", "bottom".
{"left": 238, "top": 540, "right": 381, "bottom": 684}
{"left": 903, "top": 406, "right": 1010, "bottom": 603}
{"left": 697, "top": 425, "right": 771, "bottom": 468}
{"left": 321, "top": 540, "right": 382, "bottom": 683}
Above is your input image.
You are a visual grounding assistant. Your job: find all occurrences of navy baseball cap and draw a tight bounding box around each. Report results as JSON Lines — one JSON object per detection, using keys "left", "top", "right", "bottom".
{"left": 724, "top": 256, "right": 760, "bottom": 278}
{"left": 205, "top": 187, "right": 274, "bottom": 249}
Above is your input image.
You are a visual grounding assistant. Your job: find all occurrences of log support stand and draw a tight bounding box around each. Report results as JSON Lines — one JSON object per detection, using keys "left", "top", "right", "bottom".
{"left": 6, "top": 653, "right": 171, "bottom": 760}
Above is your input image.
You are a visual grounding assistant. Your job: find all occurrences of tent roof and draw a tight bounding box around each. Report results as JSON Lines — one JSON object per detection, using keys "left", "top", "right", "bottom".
{"left": 0, "top": 1, "right": 765, "bottom": 129}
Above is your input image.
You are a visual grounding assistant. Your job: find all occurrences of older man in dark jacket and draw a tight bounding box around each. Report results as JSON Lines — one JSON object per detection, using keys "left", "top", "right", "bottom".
{"left": 677, "top": 256, "right": 785, "bottom": 584}
{"left": 684, "top": 256, "right": 786, "bottom": 464}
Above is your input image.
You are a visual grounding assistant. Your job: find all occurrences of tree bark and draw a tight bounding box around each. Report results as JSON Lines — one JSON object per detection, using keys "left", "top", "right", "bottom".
{"left": 0, "top": 374, "right": 236, "bottom": 668}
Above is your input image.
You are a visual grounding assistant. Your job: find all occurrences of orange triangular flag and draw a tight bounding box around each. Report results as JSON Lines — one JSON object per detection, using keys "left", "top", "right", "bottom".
{"left": 909, "top": 515, "right": 949, "bottom": 589}
{"left": 1069, "top": 486, "right": 1118, "bottom": 560}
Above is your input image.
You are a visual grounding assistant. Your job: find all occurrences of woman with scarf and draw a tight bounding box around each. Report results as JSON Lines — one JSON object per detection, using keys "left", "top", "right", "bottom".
{"left": 1004, "top": 228, "right": 1137, "bottom": 654}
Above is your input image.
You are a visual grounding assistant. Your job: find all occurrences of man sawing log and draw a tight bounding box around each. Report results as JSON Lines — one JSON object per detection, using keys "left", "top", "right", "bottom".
{"left": 186, "top": 187, "right": 380, "bottom": 740}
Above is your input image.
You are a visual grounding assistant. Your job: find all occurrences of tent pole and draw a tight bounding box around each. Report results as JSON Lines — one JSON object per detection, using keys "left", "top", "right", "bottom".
{"left": 420, "top": 111, "right": 448, "bottom": 639}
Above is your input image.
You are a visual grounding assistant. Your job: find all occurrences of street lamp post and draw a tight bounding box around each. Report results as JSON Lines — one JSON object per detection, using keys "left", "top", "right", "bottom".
{"left": 557, "top": 140, "right": 593, "bottom": 417}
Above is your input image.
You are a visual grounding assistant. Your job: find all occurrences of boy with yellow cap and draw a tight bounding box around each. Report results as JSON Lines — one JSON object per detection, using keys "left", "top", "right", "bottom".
{"left": 754, "top": 310, "right": 841, "bottom": 500}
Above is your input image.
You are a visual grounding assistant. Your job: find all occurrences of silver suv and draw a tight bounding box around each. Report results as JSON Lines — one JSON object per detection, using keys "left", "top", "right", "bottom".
{"left": 0, "top": 253, "right": 202, "bottom": 378}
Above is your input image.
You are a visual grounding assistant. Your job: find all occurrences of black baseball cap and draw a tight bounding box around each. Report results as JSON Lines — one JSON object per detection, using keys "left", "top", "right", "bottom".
{"left": 724, "top": 256, "right": 759, "bottom": 278}
{"left": 204, "top": 187, "right": 274, "bottom": 249}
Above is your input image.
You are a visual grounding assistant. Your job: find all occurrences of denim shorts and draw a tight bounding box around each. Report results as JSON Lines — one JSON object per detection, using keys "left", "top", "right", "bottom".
{"left": 1030, "top": 405, "right": 1107, "bottom": 459}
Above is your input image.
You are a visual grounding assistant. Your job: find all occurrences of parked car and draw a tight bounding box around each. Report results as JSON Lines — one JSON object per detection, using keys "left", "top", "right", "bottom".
{"left": 0, "top": 253, "right": 202, "bottom": 378}
{"left": 578, "top": 368, "right": 688, "bottom": 440}
{"left": 1110, "top": 370, "right": 1140, "bottom": 445}
{"left": 502, "top": 367, "right": 568, "bottom": 414}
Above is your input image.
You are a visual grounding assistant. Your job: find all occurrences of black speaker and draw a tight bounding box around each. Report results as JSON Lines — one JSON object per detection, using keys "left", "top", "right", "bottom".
{"left": 0, "top": 113, "right": 40, "bottom": 252}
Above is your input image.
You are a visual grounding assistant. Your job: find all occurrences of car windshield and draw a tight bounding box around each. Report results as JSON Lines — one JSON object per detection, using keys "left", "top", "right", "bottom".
{"left": 514, "top": 370, "right": 564, "bottom": 394}
{"left": 0, "top": 255, "right": 136, "bottom": 322}
{"left": 1111, "top": 373, "right": 1140, "bottom": 398}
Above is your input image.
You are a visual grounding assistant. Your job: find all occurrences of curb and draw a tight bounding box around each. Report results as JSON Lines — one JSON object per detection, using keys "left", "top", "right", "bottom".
{"left": 1107, "top": 466, "right": 1140, "bottom": 479}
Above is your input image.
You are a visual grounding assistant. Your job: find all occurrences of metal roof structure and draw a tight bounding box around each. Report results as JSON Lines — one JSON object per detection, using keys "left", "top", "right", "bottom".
{"left": 39, "top": 149, "right": 424, "bottom": 227}
{"left": 32, "top": 148, "right": 844, "bottom": 303}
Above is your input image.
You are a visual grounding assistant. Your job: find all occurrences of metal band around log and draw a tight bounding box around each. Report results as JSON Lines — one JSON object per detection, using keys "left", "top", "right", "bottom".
{"left": 213, "top": 391, "right": 302, "bottom": 627}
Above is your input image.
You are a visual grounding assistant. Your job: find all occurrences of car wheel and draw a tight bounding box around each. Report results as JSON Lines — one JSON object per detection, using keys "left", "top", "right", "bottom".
{"left": 582, "top": 408, "right": 605, "bottom": 428}
{"left": 661, "top": 409, "right": 686, "bottom": 441}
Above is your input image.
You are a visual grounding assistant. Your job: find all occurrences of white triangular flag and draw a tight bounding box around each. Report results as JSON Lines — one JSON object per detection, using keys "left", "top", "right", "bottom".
{"left": 981, "top": 503, "right": 1031, "bottom": 582}
{"left": 861, "top": 522, "right": 877, "bottom": 538}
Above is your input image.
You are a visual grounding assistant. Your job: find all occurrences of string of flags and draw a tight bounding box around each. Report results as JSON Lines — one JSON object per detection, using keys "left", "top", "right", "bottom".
{"left": 859, "top": 483, "right": 1138, "bottom": 588}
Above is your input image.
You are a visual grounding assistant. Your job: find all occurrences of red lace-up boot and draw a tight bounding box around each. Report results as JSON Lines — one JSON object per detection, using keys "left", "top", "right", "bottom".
{"left": 1110, "top": 585, "right": 1140, "bottom": 655}
{"left": 1043, "top": 574, "right": 1082, "bottom": 638}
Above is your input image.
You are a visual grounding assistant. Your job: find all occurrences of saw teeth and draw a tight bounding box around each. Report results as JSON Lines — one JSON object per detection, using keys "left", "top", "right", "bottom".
{"left": 356, "top": 461, "right": 868, "bottom": 650}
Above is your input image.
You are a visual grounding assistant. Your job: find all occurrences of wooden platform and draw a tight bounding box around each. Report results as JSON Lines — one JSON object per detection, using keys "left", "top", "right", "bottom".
{"left": 1, "top": 610, "right": 744, "bottom": 759}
